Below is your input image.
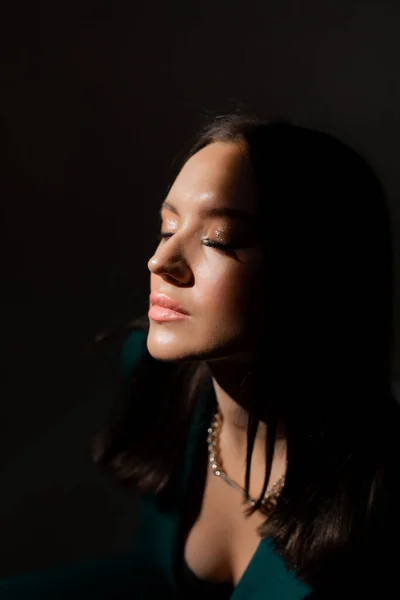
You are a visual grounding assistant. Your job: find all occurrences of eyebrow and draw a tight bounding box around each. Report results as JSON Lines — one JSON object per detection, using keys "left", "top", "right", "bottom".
{"left": 159, "top": 201, "right": 256, "bottom": 225}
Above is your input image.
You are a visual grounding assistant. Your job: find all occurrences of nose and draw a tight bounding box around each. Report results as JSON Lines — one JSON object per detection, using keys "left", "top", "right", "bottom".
{"left": 147, "top": 240, "right": 192, "bottom": 284}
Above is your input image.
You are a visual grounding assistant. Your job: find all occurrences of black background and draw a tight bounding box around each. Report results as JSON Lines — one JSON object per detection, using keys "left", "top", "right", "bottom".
{"left": 2, "top": 0, "right": 400, "bottom": 578}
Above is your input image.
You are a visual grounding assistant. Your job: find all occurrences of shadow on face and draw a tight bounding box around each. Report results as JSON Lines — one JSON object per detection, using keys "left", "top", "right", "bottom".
{"left": 147, "top": 141, "right": 264, "bottom": 366}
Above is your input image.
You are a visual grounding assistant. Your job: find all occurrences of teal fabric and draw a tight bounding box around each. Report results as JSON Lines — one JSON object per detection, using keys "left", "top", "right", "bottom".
{"left": 0, "top": 552, "right": 174, "bottom": 599}
{"left": 124, "top": 329, "right": 311, "bottom": 599}
{"left": 0, "top": 329, "right": 311, "bottom": 599}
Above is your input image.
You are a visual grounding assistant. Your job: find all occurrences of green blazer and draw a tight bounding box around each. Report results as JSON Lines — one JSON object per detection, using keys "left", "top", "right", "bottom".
{"left": 0, "top": 329, "right": 311, "bottom": 599}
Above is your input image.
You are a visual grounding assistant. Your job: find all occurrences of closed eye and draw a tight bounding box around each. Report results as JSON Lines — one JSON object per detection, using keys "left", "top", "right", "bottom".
{"left": 156, "top": 232, "right": 238, "bottom": 254}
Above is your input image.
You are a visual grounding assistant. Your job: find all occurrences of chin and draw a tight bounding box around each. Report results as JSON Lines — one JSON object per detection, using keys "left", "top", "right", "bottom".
{"left": 146, "top": 329, "right": 193, "bottom": 363}
{"left": 146, "top": 328, "right": 220, "bottom": 363}
{"left": 146, "top": 331, "right": 240, "bottom": 366}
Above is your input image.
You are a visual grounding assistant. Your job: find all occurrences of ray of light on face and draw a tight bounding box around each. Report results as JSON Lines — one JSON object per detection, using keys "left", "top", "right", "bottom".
{"left": 147, "top": 141, "right": 264, "bottom": 364}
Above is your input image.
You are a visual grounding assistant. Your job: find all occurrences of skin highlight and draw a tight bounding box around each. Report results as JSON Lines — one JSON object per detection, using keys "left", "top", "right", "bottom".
{"left": 147, "top": 141, "right": 286, "bottom": 500}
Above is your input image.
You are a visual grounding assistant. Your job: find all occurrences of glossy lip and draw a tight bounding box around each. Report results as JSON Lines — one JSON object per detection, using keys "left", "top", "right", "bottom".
{"left": 149, "top": 291, "right": 190, "bottom": 315}
{"left": 148, "top": 305, "right": 189, "bottom": 322}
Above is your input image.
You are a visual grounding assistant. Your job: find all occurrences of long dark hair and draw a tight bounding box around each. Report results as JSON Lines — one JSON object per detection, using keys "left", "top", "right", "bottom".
{"left": 90, "top": 113, "right": 399, "bottom": 591}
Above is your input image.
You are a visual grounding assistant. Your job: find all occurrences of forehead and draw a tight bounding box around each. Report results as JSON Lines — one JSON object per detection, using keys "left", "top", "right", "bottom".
{"left": 166, "top": 141, "right": 258, "bottom": 214}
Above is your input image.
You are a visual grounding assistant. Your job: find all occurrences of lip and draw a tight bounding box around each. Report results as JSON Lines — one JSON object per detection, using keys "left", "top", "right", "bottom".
{"left": 148, "top": 305, "right": 190, "bottom": 322}
{"left": 149, "top": 292, "right": 190, "bottom": 319}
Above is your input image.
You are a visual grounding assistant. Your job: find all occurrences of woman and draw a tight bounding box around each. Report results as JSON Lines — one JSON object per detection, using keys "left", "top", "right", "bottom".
{"left": 91, "top": 113, "right": 400, "bottom": 599}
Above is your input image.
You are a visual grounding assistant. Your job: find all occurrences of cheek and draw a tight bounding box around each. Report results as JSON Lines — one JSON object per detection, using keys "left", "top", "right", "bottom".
{"left": 198, "top": 263, "right": 261, "bottom": 319}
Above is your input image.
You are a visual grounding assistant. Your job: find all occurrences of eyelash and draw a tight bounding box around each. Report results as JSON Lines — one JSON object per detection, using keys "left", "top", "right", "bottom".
{"left": 157, "top": 232, "right": 237, "bottom": 253}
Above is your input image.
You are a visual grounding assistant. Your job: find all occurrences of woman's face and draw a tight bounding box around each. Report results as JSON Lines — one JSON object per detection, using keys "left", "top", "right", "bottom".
{"left": 147, "top": 141, "right": 264, "bottom": 364}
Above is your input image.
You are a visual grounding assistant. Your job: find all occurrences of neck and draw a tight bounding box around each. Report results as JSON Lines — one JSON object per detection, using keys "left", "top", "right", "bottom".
{"left": 205, "top": 358, "right": 285, "bottom": 455}
{"left": 213, "top": 377, "right": 267, "bottom": 440}
{"left": 205, "top": 359, "right": 287, "bottom": 501}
